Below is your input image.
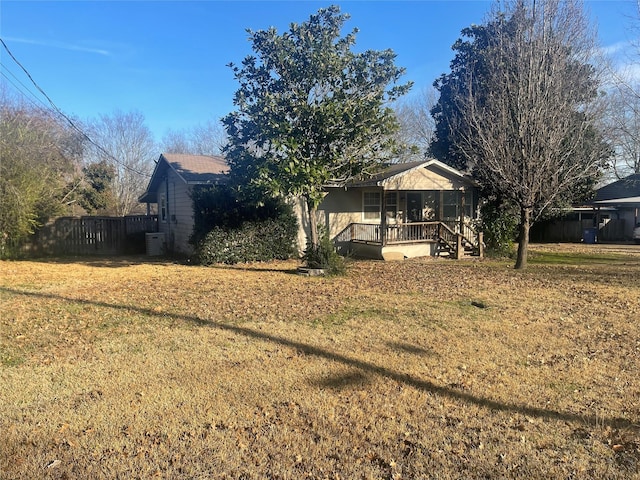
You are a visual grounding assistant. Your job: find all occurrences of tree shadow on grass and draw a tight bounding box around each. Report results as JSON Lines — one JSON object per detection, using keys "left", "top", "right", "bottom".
{"left": 386, "top": 341, "right": 437, "bottom": 357}
{"left": 16, "top": 255, "right": 174, "bottom": 268}
{"left": 313, "top": 371, "right": 372, "bottom": 390}
{"left": 19, "top": 256, "right": 302, "bottom": 274}
{"left": 2, "top": 286, "right": 638, "bottom": 433}
{"left": 208, "top": 264, "right": 302, "bottom": 275}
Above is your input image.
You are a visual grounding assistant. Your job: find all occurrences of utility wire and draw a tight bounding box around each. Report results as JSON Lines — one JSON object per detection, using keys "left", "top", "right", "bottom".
{"left": 0, "top": 68, "right": 67, "bottom": 131}
{"left": 0, "top": 37, "right": 151, "bottom": 178}
{"left": 0, "top": 61, "right": 51, "bottom": 110}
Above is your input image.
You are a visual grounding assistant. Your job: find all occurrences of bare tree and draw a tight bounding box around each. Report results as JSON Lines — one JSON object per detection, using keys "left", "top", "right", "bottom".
{"left": 191, "top": 119, "right": 227, "bottom": 155}
{"left": 604, "top": 82, "right": 640, "bottom": 177}
{"left": 434, "top": 0, "right": 610, "bottom": 269}
{"left": 160, "top": 129, "right": 191, "bottom": 154}
{"left": 85, "top": 110, "right": 156, "bottom": 216}
{"left": 596, "top": 0, "right": 640, "bottom": 179}
{"left": 393, "top": 87, "right": 438, "bottom": 159}
{"left": 161, "top": 118, "right": 227, "bottom": 156}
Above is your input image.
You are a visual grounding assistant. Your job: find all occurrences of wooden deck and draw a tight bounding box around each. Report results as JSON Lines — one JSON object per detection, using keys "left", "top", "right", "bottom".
{"left": 334, "top": 221, "right": 483, "bottom": 259}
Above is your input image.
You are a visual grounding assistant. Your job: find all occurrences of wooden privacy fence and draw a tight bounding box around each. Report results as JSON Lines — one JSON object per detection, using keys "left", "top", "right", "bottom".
{"left": 530, "top": 219, "right": 626, "bottom": 243}
{"left": 30, "top": 215, "right": 158, "bottom": 256}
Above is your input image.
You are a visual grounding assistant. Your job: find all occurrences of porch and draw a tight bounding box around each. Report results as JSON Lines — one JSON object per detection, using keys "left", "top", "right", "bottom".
{"left": 334, "top": 220, "right": 484, "bottom": 260}
{"left": 300, "top": 159, "right": 484, "bottom": 259}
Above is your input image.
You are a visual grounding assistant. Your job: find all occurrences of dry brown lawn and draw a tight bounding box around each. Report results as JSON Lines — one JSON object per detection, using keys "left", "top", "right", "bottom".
{"left": 1, "top": 244, "right": 639, "bottom": 479}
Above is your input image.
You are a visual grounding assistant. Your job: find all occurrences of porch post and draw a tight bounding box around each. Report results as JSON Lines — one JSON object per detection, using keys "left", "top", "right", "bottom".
{"left": 459, "top": 188, "right": 465, "bottom": 235}
{"left": 380, "top": 188, "right": 387, "bottom": 246}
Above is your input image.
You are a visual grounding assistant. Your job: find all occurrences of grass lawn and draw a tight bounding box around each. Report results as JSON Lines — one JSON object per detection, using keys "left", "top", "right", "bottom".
{"left": 1, "top": 245, "right": 639, "bottom": 479}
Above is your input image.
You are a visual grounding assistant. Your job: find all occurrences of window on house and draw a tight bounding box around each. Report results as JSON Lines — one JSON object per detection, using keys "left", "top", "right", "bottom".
{"left": 385, "top": 192, "right": 398, "bottom": 222}
{"left": 363, "top": 191, "right": 381, "bottom": 221}
{"left": 406, "top": 192, "right": 423, "bottom": 222}
{"left": 442, "top": 191, "right": 459, "bottom": 220}
{"left": 423, "top": 191, "right": 438, "bottom": 220}
{"left": 160, "top": 195, "right": 167, "bottom": 223}
{"left": 442, "top": 190, "right": 474, "bottom": 220}
{"left": 463, "top": 190, "right": 473, "bottom": 218}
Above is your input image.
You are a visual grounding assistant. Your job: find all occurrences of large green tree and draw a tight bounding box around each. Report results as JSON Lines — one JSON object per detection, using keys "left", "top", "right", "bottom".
{"left": 431, "top": 0, "right": 610, "bottom": 269}
{"left": 223, "top": 5, "right": 411, "bottom": 247}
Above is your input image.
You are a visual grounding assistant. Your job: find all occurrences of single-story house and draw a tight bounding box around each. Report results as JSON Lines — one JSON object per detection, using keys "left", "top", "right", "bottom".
{"left": 296, "top": 159, "right": 482, "bottom": 260}
{"left": 138, "top": 153, "right": 228, "bottom": 254}
{"left": 530, "top": 173, "right": 640, "bottom": 243}
{"left": 139, "top": 155, "right": 482, "bottom": 259}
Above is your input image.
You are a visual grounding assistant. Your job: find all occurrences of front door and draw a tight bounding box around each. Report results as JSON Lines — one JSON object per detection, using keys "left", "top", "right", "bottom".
{"left": 407, "top": 192, "right": 423, "bottom": 222}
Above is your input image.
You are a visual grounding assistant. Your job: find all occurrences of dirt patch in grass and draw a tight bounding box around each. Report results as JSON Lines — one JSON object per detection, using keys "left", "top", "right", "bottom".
{"left": 1, "top": 246, "right": 639, "bottom": 479}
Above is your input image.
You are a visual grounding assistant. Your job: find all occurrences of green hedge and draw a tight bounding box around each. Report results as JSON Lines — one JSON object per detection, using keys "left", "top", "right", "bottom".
{"left": 190, "top": 184, "right": 298, "bottom": 265}
{"left": 193, "top": 217, "right": 297, "bottom": 265}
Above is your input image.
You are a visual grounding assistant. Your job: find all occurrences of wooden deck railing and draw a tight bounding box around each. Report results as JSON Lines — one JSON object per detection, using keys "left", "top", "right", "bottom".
{"left": 334, "top": 221, "right": 483, "bottom": 258}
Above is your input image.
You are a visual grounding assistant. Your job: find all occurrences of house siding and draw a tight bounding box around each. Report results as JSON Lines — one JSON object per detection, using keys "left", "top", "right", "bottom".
{"left": 156, "top": 169, "right": 196, "bottom": 255}
{"left": 319, "top": 188, "right": 364, "bottom": 236}
{"left": 294, "top": 189, "right": 366, "bottom": 253}
{"left": 383, "top": 165, "right": 468, "bottom": 191}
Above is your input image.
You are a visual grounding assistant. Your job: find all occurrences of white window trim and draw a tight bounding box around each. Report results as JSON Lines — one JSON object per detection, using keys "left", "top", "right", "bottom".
{"left": 362, "top": 190, "right": 381, "bottom": 222}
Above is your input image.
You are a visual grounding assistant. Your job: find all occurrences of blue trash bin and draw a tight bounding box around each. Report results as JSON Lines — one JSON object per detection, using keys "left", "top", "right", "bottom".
{"left": 583, "top": 228, "right": 597, "bottom": 244}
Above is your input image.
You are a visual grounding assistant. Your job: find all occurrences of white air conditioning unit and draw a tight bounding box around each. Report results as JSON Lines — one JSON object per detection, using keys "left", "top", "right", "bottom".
{"left": 145, "top": 232, "right": 165, "bottom": 256}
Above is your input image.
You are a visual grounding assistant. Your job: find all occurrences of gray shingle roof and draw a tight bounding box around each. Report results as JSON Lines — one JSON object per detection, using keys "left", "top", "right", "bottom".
{"left": 593, "top": 174, "right": 640, "bottom": 202}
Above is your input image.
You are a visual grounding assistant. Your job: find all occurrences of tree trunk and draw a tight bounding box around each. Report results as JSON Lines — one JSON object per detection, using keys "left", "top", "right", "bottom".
{"left": 307, "top": 199, "right": 319, "bottom": 249}
{"left": 515, "top": 206, "right": 531, "bottom": 270}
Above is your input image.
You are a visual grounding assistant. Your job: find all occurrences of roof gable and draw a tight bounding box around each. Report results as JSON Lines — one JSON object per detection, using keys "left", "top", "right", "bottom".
{"left": 348, "top": 159, "right": 476, "bottom": 190}
{"left": 139, "top": 153, "right": 229, "bottom": 203}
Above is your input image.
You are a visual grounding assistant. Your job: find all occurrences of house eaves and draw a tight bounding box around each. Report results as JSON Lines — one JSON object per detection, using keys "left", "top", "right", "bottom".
{"left": 344, "top": 159, "right": 476, "bottom": 189}
{"left": 592, "top": 196, "right": 640, "bottom": 205}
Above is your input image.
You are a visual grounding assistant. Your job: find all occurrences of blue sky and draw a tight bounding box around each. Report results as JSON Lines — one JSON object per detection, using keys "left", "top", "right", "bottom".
{"left": 1, "top": 1, "right": 637, "bottom": 141}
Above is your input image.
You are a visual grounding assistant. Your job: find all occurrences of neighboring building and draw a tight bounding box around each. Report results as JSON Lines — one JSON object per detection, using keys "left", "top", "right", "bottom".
{"left": 138, "top": 153, "right": 228, "bottom": 254}
{"left": 139, "top": 155, "right": 482, "bottom": 259}
{"left": 590, "top": 174, "right": 640, "bottom": 241}
{"left": 531, "top": 173, "right": 640, "bottom": 243}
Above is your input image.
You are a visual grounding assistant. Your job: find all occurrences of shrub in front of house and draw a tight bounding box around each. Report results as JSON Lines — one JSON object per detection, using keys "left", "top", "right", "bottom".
{"left": 190, "top": 185, "right": 298, "bottom": 265}
{"left": 193, "top": 216, "right": 298, "bottom": 265}
{"left": 302, "top": 228, "right": 347, "bottom": 276}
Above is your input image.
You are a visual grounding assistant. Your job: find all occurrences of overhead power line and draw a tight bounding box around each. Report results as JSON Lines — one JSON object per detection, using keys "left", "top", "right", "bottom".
{"left": 0, "top": 37, "right": 151, "bottom": 178}
{"left": 0, "top": 61, "right": 52, "bottom": 110}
